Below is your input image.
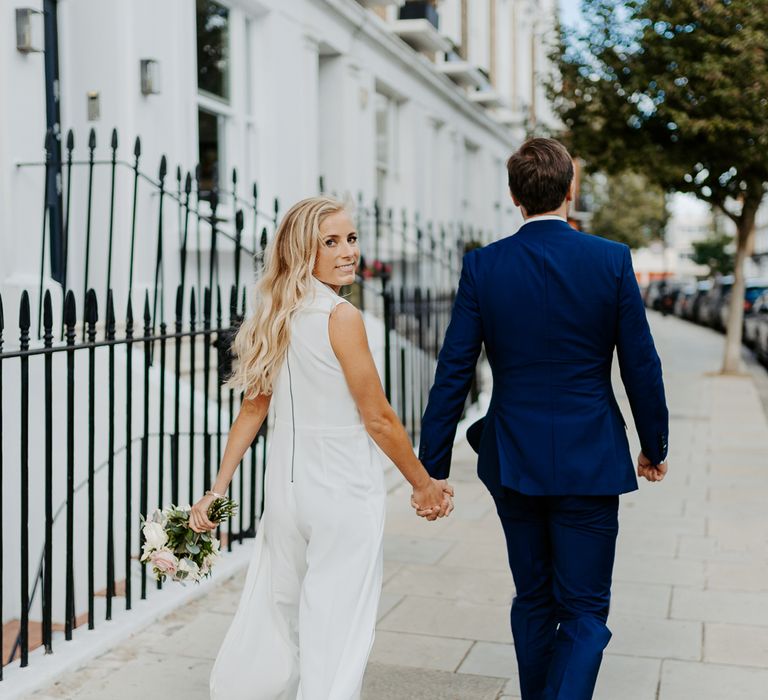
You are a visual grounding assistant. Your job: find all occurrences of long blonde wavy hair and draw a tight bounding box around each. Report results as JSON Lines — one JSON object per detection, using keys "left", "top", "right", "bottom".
{"left": 228, "top": 195, "right": 347, "bottom": 398}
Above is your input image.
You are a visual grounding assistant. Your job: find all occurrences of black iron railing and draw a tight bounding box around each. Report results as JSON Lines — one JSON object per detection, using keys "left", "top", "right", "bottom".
{"left": 17, "top": 128, "right": 486, "bottom": 340}
{"left": 0, "top": 284, "right": 266, "bottom": 675}
{"left": 1, "top": 127, "right": 484, "bottom": 680}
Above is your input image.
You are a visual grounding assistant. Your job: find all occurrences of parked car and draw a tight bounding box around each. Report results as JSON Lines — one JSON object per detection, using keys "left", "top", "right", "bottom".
{"left": 753, "top": 311, "right": 768, "bottom": 365}
{"left": 697, "top": 276, "right": 733, "bottom": 328}
{"left": 687, "top": 280, "right": 713, "bottom": 322}
{"left": 657, "top": 281, "right": 685, "bottom": 316}
{"left": 743, "top": 290, "right": 768, "bottom": 348}
{"left": 643, "top": 280, "right": 665, "bottom": 310}
{"left": 673, "top": 282, "right": 697, "bottom": 318}
{"left": 717, "top": 279, "right": 768, "bottom": 332}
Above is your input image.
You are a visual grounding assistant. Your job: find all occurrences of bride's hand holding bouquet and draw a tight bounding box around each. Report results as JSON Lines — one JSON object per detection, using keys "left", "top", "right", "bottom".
{"left": 140, "top": 493, "right": 237, "bottom": 584}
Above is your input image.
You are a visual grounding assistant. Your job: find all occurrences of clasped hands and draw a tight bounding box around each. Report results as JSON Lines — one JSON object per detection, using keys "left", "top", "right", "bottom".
{"left": 410, "top": 478, "right": 454, "bottom": 521}
{"left": 637, "top": 451, "right": 668, "bottom": 483}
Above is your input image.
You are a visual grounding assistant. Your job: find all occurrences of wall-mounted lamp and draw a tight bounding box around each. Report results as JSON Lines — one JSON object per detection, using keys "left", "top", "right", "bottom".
{"left": 87, "top": 91, "right": 100, "bottom": 121}
{"left": 140, "top": 59, "right": 161, "bottom": 95}
{"left": 16, "top": 7, "right": 44, "bottom": 53}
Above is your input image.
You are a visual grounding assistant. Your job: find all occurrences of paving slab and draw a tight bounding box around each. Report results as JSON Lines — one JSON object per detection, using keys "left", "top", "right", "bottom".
{"left": 704, "top": 622, "right": 768, "bottom": 667}
{"left": 594, "top": 655, "right": 661, "bottom": 700}
{"left": 606, "top": 614, "right": 702, "bottom": 661}
{"left": 457, "top": 641, "right": 517, "bottom": 679}
{"left": 672, "top": 588, "right": 768, "bottom": 626}
{"left": 369, "top": 631, "right": 473, "bottom": 672}
{"left": 383, "top": 563, "right": 513, "bottom": 606}
{"left": 659, "top": 660, "right": 768, "bottom": 700}
{"left": 362, "top": 663, "right": 506, "bottom": 700}
{"left": 377, "top": 594, "right": 512, "bottom": 644}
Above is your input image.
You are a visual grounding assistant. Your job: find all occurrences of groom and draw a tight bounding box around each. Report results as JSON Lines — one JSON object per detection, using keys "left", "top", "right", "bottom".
{"left": 417, "top": 138, "right": 668, "bottom": 699}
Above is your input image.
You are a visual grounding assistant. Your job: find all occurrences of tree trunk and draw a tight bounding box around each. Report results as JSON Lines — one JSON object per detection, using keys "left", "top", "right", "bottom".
{"left": 721, "top": 216, "right": 756, "bottom": 374}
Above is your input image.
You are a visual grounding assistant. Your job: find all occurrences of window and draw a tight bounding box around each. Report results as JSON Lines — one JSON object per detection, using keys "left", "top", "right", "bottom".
{"left": 375, "top": 92, "right": 399, "bottom": 212}
{"left": 196, "top": 0, "right": 230, "bottom": 101}
{"left": 196, "top": 0, "right": 231, "bottom": 200}
{"left": 198, "top": 108, "right": 225, "bottom": 199}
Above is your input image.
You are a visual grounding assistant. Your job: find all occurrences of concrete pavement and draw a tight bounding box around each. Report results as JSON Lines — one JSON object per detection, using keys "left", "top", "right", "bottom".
{"left": 28, "top": 313, "right": 768, "bottom": 699}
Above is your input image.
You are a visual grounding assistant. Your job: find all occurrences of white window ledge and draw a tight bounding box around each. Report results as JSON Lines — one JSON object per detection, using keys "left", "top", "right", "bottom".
{"left": 468, "top": 90, "right": 506, "bottom": 109}
{"left": 391, "top": 19, "right": 452, "bottom": 54}
{"left": 436, "top": 61, "right": 486, "bottom": 89}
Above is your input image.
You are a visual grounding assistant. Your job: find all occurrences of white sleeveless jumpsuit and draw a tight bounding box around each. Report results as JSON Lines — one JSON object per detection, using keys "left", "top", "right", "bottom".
{"left": 210, "top": 278, "right": 387, "bottom": 700}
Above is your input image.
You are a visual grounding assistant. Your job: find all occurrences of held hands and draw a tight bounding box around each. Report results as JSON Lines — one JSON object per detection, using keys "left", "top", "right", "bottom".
{"left": 411, "top": 478, "right": 454, "bottom": 521}
{"left": 637, "top": 451, "right": 668, "bottom": 483}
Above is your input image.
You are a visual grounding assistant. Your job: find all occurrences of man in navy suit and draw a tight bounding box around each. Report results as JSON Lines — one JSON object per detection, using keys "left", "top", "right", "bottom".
{"left": 417, "top": 138, "right": 669, "bottom": 700}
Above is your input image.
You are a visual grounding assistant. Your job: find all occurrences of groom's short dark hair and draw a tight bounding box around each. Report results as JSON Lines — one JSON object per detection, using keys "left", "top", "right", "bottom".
{"left": 506, "top": 138, "right": 574, "bottom": 215}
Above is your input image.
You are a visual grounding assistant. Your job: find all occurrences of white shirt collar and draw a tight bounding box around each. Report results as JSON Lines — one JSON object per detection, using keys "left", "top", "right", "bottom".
{"left": 519, "top": 214, "right": 568, "bottom": 228}
{"left": 311, "top": 275, "right": 340, "bottom": 297}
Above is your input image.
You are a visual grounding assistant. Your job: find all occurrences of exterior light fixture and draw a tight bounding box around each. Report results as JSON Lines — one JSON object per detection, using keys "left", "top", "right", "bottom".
{"left": 140, "top": 59, "right": 161, "bottom": 95}
{"left": 16, "top": 7, "right": 43, "bottom": 53}
{"left": 87, "top": 91, "right": 100, "bottom": 121}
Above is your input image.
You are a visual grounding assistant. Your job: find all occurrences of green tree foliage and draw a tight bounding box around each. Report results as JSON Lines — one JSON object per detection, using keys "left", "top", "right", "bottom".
{"left": 589, "top": 171, "right": 669, "bottom": 248}
{"left": 550, "top": 0, "right": 768, "bottom": 372}
{"left": 691, "top": 234, "right": 735, "bottom": 276}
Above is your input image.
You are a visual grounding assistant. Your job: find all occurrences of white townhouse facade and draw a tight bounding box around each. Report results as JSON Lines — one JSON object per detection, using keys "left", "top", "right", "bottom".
{"left": 1, "top": 0, "right": 559, "bottom": 329}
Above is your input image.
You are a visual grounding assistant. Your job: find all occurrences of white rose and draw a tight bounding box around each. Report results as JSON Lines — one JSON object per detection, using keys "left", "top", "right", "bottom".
{"left": 177, "top": 557, "right": 200, "bottom": 581}
{"left": 147, "top": 508, "right": 167, "bottom": 526}
{"left": 142, "top": 521, "right": 168, "bottom": 550}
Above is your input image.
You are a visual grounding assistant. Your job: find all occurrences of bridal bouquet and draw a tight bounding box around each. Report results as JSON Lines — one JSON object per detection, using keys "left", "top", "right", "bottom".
{"left": 140, "top": 498, "right": 238, "bottom": 584}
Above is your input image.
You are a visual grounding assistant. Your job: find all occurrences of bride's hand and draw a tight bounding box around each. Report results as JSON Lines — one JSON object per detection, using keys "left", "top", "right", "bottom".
{"left": 189, "top": 493, "right": 218, "bottom": 533}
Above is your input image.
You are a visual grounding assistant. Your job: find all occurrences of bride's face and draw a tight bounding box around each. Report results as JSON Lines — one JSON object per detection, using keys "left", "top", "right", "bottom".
{"left": 313, "top": 210, "right": 359, "bottom": 292}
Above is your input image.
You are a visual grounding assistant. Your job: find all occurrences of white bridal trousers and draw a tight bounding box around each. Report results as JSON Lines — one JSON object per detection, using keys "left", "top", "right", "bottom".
{"left": 209, "top": 420, "right": 386, "bottom": 700}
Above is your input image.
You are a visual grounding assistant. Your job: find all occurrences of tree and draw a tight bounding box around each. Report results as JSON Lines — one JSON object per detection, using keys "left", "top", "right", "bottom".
{"left": 550, "top": 0, "right": 768, "bottom": 373}
{"left": 589, "top": 171, "right": 669, "bottom": 248}
{"left": 691, "top": 234, "right": 735, "bottom": 276}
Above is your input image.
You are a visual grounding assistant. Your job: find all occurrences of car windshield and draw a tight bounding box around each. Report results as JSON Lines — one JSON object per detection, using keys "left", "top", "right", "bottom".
{"left": 746, "top": 286, "right": 768, "bottom": 303}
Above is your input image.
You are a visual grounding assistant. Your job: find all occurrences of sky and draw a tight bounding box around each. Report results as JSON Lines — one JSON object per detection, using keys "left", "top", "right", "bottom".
{"left": 559, "top": 0, "right": 584, "bottom": 29}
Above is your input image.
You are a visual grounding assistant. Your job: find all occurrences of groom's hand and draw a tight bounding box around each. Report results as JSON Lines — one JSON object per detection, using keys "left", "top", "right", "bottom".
{"left": 637, "top": 451, "right": 668, "bottom": 482}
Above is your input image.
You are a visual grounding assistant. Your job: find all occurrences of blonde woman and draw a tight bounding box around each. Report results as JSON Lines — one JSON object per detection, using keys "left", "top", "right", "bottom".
{"left": 190, "top": 196, "right": 453, "bottom": 700}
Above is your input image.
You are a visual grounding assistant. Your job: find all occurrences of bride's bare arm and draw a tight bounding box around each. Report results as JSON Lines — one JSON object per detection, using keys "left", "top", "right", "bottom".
{"left": 189, "top": 394, "right": 271, "bottom": 532}
{"left": 328, "top": 302, "right": 449, "bottom": 517}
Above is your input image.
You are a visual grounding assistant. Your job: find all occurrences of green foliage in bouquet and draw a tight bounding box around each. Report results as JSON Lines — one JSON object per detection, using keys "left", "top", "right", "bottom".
{"left": 207, "top": 496, "right": 238, "bottom": 524}
{"left": 140, "top": 497, "right": 238, "bottom": 584}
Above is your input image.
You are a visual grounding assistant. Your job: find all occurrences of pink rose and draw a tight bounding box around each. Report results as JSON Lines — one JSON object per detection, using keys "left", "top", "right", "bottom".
{"left": 150, "top": 549, "right": 178, "bottom": 576}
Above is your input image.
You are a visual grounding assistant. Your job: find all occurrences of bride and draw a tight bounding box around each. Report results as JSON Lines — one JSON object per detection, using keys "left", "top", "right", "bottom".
{"left": 188, "top": 196, "right": 454, "bottom": 700}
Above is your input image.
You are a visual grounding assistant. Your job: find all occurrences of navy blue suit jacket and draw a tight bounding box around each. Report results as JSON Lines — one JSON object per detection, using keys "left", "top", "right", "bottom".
{"left": 419, "top": 219, "right": 669, "bottom": 496}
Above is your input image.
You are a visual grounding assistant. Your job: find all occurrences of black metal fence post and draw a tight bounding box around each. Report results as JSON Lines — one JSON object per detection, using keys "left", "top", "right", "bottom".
{"left": 188, "top": 291, "right": 197, "bottom": 507}
{"left": 128, "top": 137, "right": 141, "bottom": 301}
{"left": 105, "top": 129, "right": 118, "bottom": 295}
{"left": 152, "top": 156, "right": 168, "bottom": 333}
{"left": 82, "top": 129, "right": 96, "bottom": 339}
{"left": 106, "top": 291, "right": 117, "bottom": 617}
{"left": 382, "top": 274, "right": 393, "bottom": 402}
{"left": 42, "top": 291, "right": 53, "bottom": 652}
{"left": 139, "top": 293, "right": 151, "bottom": 600}
{"left": 64, "top": 291, "right": 77, "bottom": 638}
{"left": 85, "top": 289, "right": 97, "bottom": 630}
{"left": 124, "top": 298, "right": 134, "bottom": 611}
{"left": 19, "top": 292, "right": 30, "bottom": 666}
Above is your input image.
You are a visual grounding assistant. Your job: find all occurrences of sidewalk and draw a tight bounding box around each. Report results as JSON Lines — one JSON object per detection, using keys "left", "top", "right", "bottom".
{"left": 29, "top": 313, "right": 768, "bottom": 699}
